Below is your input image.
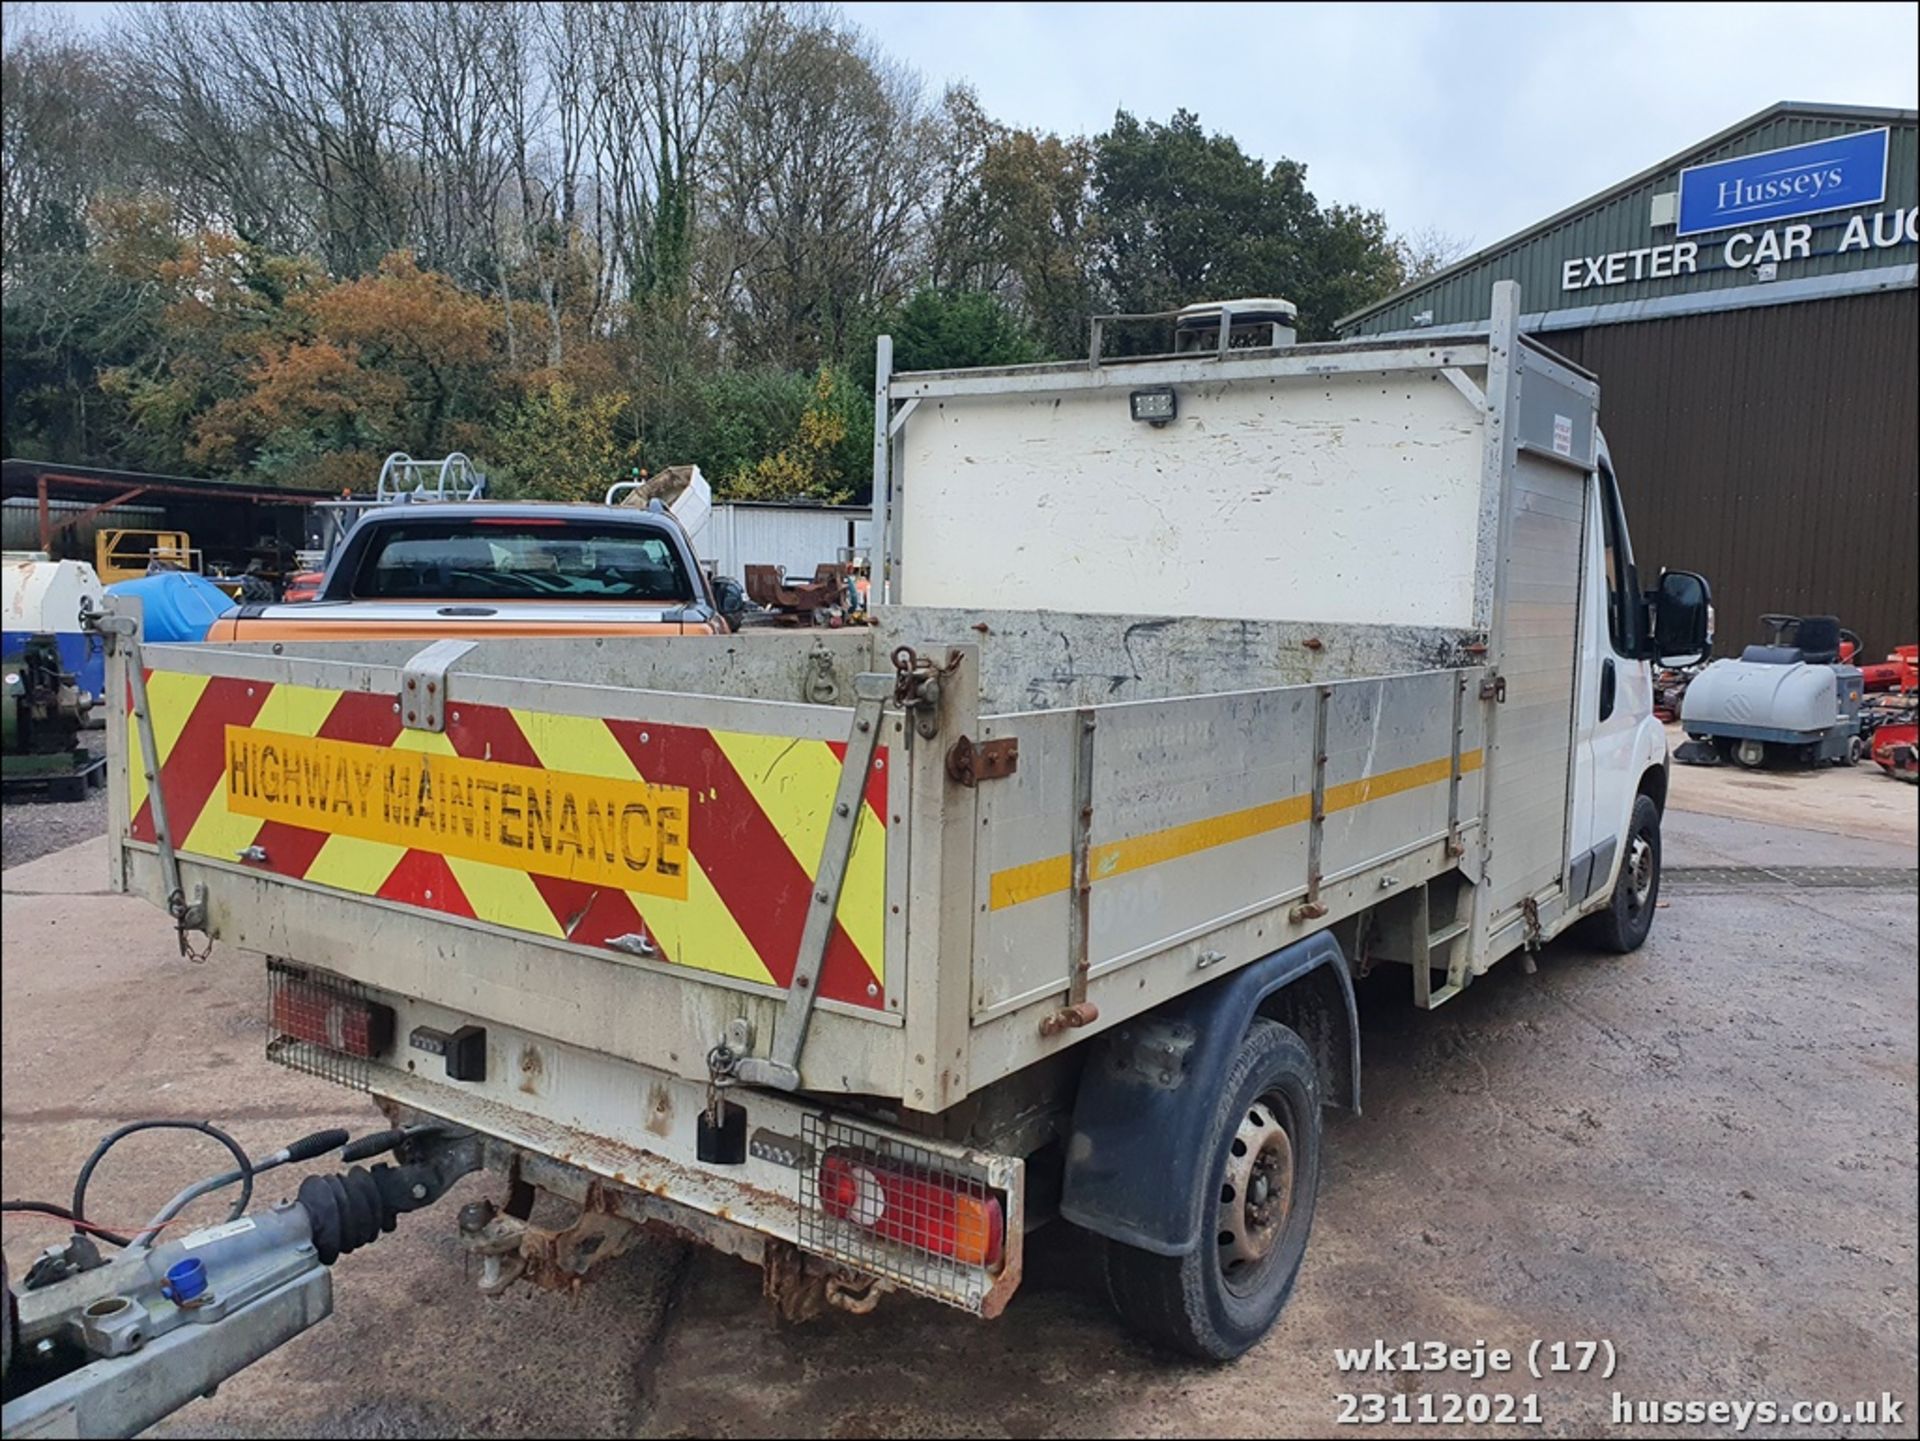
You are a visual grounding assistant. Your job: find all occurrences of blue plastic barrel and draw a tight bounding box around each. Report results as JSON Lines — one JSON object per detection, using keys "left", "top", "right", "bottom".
{"left": 103, "top": 573, "right": 238, "bottom": 644}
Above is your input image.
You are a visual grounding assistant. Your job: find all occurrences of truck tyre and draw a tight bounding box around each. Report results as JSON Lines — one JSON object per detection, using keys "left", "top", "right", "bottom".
{"left": 1582, "top": 793, "right": 1661, "bottom": 954}
{"left": 1103, "top": 1019, "right": 1320, "bottom": 1360}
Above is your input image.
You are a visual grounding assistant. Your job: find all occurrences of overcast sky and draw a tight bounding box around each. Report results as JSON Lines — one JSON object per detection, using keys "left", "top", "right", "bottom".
{"left": 847, "top": 0, "right": 1918, "bottom": 250}
{"left": 25, "top": 0, "right": 1920, "bottom": 254}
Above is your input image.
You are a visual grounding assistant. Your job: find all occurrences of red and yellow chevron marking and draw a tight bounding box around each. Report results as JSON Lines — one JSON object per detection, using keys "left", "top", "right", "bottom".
{"left": 127, "top": 673, "right": 890, "bottom": 1009}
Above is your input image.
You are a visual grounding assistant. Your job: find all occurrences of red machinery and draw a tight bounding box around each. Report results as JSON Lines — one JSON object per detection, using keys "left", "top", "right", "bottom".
{"left": 1859, "top": 644, "right": 1917, "bottom": 782}
{"left": 1855, "top": 642, "right": 1918, "bottom": 693}
{"left": 1869, "top": 718, "right": 1918, "bottom": 782}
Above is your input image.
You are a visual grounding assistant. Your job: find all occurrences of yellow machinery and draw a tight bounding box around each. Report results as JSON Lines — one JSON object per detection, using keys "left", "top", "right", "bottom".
{"left": 95, "top": 529, "right": 199, "bottom": 584}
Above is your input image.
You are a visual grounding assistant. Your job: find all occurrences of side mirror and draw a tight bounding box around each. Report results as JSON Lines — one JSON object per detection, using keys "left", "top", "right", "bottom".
{"left": 712, "top": 575, "right": 749, "bottom": 625}
{"left": 1643, "top": 569, "right": 1712, "bottom": 667}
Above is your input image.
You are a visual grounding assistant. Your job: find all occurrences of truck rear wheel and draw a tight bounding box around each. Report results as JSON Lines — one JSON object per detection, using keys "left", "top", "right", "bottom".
{"left": 1581, "top": 793, "right": 1661, "bottom": 954}
{"left": 1102, "top": 1019, "right": 1320, "bottom": 1360}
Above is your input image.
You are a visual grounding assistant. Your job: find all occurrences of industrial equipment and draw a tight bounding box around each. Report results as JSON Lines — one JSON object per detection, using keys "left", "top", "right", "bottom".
{"left": 3, "top": 556, "right": 106, "bottom": 699}
{"left": 93, "top": 530, "right": 199, "bottom": 587}
{"left": 1675, "top": 614, "right": 1865, "bottom": 768}
{"left": 1, "top": 633, "right": 99, "bottom": 801}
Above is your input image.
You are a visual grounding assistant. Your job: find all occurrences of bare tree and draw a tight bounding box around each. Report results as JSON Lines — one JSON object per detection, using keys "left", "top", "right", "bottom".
{"left": 1395, "top": 223, "right": 1476, "bottom": 283}
{"left": 705, "top": 7, "right": 935, "bottom": 368}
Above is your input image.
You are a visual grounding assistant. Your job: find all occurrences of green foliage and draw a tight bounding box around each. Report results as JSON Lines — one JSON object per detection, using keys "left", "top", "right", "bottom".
{"left": 1091, "top": 109, "right": 1405, "bottom": 342}
{"left": 889, "top": 288, "right": 1039, "bottom": 374}
{"left": 489, "top": 382, "right": 643, "bottom": 502}
{"left": 1, "top": 7, "right": 1414, "bottom": 493}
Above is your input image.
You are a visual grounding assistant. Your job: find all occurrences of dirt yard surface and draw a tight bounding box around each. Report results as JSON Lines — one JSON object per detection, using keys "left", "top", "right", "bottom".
{"left": 0, "top": 742, "right": 108, "bottom": 870}
{"left": 3, "top": 797, "right": 1915, "bottom": 1439}
{"left": 1665, "top": 721, "right": 1917, "bottom": 846}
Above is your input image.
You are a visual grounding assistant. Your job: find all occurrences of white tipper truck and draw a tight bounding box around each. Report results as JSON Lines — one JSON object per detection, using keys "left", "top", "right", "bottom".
{"left": 93, "top": 281, "right": 1709, "bottom": 1361}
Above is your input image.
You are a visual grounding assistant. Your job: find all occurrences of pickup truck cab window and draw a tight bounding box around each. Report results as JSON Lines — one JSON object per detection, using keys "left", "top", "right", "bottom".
{"left": 352, "top": 519, "right": 694, "bottom": 602}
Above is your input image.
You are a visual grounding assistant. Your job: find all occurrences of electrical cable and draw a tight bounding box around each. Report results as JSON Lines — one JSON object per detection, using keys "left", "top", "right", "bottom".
{"left": 0, "top": 1202, "right": 185, "bottom": 1244}
{"left": 69, "top": 1120, "right": 253, "bottom": 1247}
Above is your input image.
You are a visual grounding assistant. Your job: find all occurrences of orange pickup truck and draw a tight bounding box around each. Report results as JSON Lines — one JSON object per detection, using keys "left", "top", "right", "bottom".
{"left": 208, "top": 502, "right": 731, "bottom": 642}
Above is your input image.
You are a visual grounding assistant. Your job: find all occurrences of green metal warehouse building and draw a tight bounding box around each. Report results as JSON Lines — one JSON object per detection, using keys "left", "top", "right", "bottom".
{"left": 1340, "top": 102, "right": 1918, "bottom": 659}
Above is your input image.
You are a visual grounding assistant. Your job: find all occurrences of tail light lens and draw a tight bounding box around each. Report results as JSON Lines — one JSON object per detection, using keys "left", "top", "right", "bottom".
{"left": 271, "top": 977, "right": 394, "bottom": 1058}
{"left": 818, "top": 1151, "right": 1004, "bottom": 1269}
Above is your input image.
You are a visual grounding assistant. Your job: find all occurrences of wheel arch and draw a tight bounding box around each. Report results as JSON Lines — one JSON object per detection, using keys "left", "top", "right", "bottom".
{"left": 1637, "top": 760, "right": 1668, "bottom": 815}
{"left": 1058, "top": 931, "right": 1357, "bottom": 1257}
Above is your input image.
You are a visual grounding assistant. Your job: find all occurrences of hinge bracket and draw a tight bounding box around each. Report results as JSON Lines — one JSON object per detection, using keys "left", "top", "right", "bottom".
{"left": 945, "top": 735, "right": 1018, "bottom": 786}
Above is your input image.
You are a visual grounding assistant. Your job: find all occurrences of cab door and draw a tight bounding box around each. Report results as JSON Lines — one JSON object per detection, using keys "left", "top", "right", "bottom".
{"left": 1572, "top": 450, "right": 1653, "bottom": 903}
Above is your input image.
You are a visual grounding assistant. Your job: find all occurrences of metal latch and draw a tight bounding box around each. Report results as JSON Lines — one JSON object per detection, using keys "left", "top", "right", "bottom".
{"left": 400, "top": 639, "right": 476, "bottom": 732}
{"left": 945, "top": 735, "right": 1018, "bottom": 786}
{"left": 1479, "top": 674, "right": 1507, "bottom": 703}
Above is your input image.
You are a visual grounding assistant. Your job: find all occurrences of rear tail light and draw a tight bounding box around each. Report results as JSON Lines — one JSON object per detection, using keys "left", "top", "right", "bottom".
{"left": 818, "top": 1150, "right": 1004, "bottom": 1269}
{"left": 270, "top": 976, "right": 394, "bottom": 1058}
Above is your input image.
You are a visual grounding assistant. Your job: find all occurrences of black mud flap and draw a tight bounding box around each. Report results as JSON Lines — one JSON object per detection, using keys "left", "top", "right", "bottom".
{"left": 1673, "top": 738, "right": 1720, "bottom": 766}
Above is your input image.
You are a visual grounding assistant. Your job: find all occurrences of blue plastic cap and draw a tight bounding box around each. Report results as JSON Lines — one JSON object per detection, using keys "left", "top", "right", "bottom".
{"left": 165, "top": 1256, "right": 208, "bottom": 1303}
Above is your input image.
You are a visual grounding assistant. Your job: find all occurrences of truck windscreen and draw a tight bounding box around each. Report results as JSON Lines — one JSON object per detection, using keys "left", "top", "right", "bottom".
{"left": 352, "top": 520, "right": 692, "bottom": 602}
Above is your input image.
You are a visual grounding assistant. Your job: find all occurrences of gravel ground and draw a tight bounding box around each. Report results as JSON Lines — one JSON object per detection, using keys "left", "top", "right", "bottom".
{"left": 3, "top": 806, "right": 1913, "bottom": 1440}
{"left": 0, "top": 739, "right": 108, "bottom": 869}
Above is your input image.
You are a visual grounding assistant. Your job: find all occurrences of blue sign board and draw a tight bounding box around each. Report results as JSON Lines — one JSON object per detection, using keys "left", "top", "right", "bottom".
{"left": 1677, "top": 128, "right": 1889, "bottom": 236}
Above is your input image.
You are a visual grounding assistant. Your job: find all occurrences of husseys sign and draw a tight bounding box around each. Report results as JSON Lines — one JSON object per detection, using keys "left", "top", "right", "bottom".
{"left": 1677, "top": 127, "right": 1889, "bottom": 235}
{"left": 1562, "top": 126, "right": 1913, "bottom": 293}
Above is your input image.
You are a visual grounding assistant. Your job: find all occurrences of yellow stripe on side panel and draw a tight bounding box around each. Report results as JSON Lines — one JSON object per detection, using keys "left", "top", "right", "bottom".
{"left": 128, "top": 670, "right": 211, "bottom": 823}
{"left": 989, "top": 748, "right": 1485, "bottom": 911}
{"left": 710, "top": 730, "right": 886, "bottom": 981}
{"left": 509, "top": 709, "right": 775, "bottom": 986}
{"left": 304, "top": 834, "right": 406, "bottom": 895}
{"left": 181, "top": 684, "right": 343, "bottom": 862}
{"left": 445, "top": 858, "right": 565, "bottom": 939}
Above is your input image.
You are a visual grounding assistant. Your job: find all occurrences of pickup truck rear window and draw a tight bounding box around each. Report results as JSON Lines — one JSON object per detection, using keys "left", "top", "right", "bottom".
{"left": 351, "top": 520, "right": 693, "bottom": 602}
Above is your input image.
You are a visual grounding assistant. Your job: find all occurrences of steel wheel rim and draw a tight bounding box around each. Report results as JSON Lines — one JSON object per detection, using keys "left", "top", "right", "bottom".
{"left": 1217, "top": 1093, "right": 1295, "bottom": 1296}
{"left": 1626, "top": 831, "right": 1655, "bottom": 910}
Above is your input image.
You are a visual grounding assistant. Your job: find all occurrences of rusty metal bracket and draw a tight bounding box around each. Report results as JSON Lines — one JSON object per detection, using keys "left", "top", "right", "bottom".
{"left": 1039, "top": 1000, "right": 1099, "bottom": 1038}
{"left": 1480, "top": 673, "right": 1507, "bottom": 704}
{"left": 462, "top": 1188, "right": 643, "bottom": 1296}
{"left": 1520, "top": 895, "right": 1544, "bottom": 952}
{"left": 1447, "top": 671, "right": 1469, "bottom": 859}
{"left": 1288, "top": 686, "right": 1334, "bottom": 925}
{"left": 891, "top": 644, "right": 960, "bottom": 740}
{"left": 945, "top": 735, "right": 1018, "bottom": 786}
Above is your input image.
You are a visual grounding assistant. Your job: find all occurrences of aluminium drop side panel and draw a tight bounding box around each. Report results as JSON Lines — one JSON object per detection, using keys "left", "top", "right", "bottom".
{"left": 1475, "top": 341, "right": 1599, "bottom": 951}
{"left": 892, "top": 366, "right": 1487, "bottom": 628}
{"left": 964, "top": 668, "right": 1485, "bottom": 1088}
{"left": 105, "top": 632, "right": 910, "bottom": 1098}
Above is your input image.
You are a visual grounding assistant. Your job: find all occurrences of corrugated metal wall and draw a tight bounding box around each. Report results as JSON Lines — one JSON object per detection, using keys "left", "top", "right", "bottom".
{"left": 1346, "top": 108, "right": 1917, "bottom": 334}
{"left": 697, "top": 505, "right": 872, "bottom": 580}
{"left": 1553, "top": 288, "right": 1918, "bottom": 657}
{"left": 2, "top": 497, "right": 168, "bottom": 557}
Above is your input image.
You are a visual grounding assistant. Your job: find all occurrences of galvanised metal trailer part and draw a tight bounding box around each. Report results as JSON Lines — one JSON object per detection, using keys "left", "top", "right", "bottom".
{"left": 96, "top": 282, "right": 1705, "bottom": 1358}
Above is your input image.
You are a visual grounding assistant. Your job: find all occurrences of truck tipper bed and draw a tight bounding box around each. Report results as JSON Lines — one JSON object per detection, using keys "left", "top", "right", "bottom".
{"left": 98, "top": 282, "right": 1708, "bottom": 1358}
